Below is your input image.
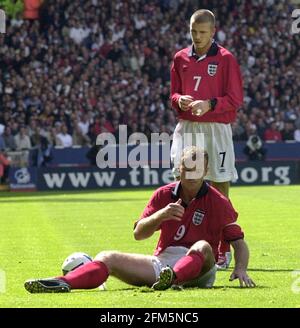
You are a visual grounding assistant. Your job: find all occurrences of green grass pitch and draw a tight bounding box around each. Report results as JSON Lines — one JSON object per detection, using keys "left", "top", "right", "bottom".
{"left": 0, "top": 185, "right": 299, "bottom": 308}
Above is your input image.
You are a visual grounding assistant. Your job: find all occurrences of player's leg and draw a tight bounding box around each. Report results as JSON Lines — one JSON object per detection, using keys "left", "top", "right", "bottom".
{"left": 24, "top": 258, "right": 110, "bottom": 293}
{"left": 152, "top": 241, "right": 215, "bottom": 290}
{"left": 24, "top": 251, "right": 157, "bottom": 293}
{"left": 204, "top": 123, "right": 237, "bottom": 269}
{"left": 61, "top": 251, "right": 156, "bottom": 288}
{"left": 183, "top": 241, "right": 217, "bottom": 288}
{"left": 175, "top": 240, "right": 215, "bottom": 281}
{"left": 202, "top": 123, "right": 237, "bottom": 184}
{"left": 93, "top": 251, "right": 157, "bottom": 286}
{"left": 210, "top": 181, "right": 232, "bottom": 268}
{"left": 211, "top": 181, "right": 229, "bottom": 198}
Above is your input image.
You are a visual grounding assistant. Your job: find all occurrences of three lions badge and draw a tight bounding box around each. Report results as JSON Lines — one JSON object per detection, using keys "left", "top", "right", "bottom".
{"left": 207, "top": 62, "right": 218, "bottom": 76}
{"left": 192, "top": 209, "right": 205, "bottom": 226}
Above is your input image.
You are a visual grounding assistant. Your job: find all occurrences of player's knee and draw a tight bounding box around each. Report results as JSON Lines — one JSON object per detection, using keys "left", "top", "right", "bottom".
{"left": 94, "top": 251, "right": 119, "bottom": 271}
{"left": 188, "top": 240, "right": 214, "bottom": 261}
{"left": 94, "top": 251, "right": 109, "bottom": 262}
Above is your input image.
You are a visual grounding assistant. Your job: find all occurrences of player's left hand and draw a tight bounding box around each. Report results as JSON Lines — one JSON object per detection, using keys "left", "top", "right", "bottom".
{"left": 229, "top": 269, "right": 256, "bottom": 288}
{"left": 189, "top": 100, "right": 211, "bottom": 116}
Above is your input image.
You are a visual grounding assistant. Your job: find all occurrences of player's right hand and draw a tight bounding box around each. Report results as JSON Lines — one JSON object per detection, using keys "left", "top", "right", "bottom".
{"left": 179, "top": 95, "right": 194, "bottom": 111}
{"left": 229, "top": 269, "right": 256, "bottom": 288}
{"left": 159, "top": 199, "right": 185, "bottom": 222}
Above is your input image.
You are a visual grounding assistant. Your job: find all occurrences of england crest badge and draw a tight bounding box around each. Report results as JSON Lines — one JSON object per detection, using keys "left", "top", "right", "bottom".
{"left": 192, "top": 209, "right": 205, "bottom": 226}
{"left": 207, "top": 62, "right": 218, "bottom": 76}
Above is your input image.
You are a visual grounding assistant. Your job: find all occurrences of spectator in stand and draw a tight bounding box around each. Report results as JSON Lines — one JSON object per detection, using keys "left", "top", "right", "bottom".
{"left": 78, "top": 114, "right": 90, "bottom": 137}
{"left": 15, "top": 127, "right": 32, "bottom": 150}
{"left": 96, "top": 115, "right": 114, "bottom": 135}
{"left": 23, "top": 0, "right": 43, "bottom": 20}
{"left": 282, "top": 122, "right": 295, "bottom": 141}
{"left": 56, "top": 125, "right": 73, "bottom": 148}
{"left": 138, "top": 116, "right": 152, "bottom": 141}
{"left": 31, "top": 126, "right": 52, "bottom": 166}
{"left": 48, "top": 126, "right": 59, "bottom": 147}
{"left": 0, "top": 0, "right": 299, "bottom": 150}
{"left": 294, "top": 128, "right": 300, "bottom": 142}
{"left": 72, "top": 123, "right": 91, "bottom": 147}
{"left": 232, "top": 122, "right": 246, "bottom": 141}
{"left": 264, "top": 122, "right": 282, "bottom": 142}
{"left": 243, "top": 135, "right": 266, "bottom": 161}
{"left": 256, "top": 117, "right": 267, "bottom": 139}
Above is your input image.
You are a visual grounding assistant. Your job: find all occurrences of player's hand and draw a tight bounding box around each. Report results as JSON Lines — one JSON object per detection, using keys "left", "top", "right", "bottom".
{"left": 179, "top": 95, "right": 194, "bottom": 111}
{"left": 159, "top": 198, "right": 185, "bottom": 222}
{"left": 229, "top": 269, "right": 256, "bottom": 288}
{"left": 189, "top": 100, "right": 210, "bottom": 116}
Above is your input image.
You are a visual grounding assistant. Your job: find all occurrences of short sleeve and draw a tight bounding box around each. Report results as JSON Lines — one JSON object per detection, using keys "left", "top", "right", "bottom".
{"left": 140, "top": 189, "right": 162, "bottom": 219}
{"left": 133, "top": 189, "right": 166, "bottom": 230}
{"left": 222, "top": 200, "right": 244, "bottom": 242}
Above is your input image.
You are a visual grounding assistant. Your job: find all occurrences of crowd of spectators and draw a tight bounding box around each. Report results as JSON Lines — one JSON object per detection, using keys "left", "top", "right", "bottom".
{"left": 0, "top": 0, "right": 300, "bottom": 157}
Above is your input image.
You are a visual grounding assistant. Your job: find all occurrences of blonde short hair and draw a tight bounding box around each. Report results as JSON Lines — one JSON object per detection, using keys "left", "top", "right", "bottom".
{"left": 190, "top": 9, "right": 215, "bottom": 27}
{"left": 180, "top": 146, "right": 208, "bottom": 167}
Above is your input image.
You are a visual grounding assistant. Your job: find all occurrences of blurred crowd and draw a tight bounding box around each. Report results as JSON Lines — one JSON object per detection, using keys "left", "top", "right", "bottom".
{"left": 0, "top": 0, "right": 300, "bottom": 155}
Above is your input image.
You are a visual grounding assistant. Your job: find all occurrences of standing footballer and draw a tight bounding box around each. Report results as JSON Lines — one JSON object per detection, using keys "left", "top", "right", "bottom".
{"left": 170, "top": 9, "right": 243, "bottom": 268}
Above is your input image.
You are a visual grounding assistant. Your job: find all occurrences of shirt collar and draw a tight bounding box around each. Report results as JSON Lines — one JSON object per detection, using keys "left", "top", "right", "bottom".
{"left": 171, "top": 181, "right": 209, "bottom": 200}
{"left": 188, "top": 40, "right": 219, "bottom": 61}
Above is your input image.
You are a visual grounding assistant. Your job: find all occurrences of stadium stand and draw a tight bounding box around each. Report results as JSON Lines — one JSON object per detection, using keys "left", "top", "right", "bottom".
{"left": 0, "top": 0, "right": 299, "bottom": 170}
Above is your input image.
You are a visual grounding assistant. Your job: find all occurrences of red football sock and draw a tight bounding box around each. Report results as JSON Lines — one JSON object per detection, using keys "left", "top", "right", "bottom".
{"left": 173, "top": 252, "right": 205, "bottom": 284}
{"left": 58, "top": 261, "right": 109, "bottom": 289}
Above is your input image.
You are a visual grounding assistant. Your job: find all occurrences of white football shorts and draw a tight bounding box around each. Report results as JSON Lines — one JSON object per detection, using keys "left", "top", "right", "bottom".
{"left": 171, "top": 120, "right": 238, "bottom": 182}
{"left": 151, "top": 246, "right": 216, "bottom": 288}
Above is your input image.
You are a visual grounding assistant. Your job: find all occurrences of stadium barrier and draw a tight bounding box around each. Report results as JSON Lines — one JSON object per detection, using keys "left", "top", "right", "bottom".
{"left": 27, "top": 141, "right": 300, "bottom": 167}
{"left": 9, "top": 160, "right": 300, "bottom": 191}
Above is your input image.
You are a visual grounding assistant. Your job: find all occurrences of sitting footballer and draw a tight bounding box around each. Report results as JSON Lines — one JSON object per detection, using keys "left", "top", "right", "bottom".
{"left": 24, "top": 146, "right": 255, "bottom": 293}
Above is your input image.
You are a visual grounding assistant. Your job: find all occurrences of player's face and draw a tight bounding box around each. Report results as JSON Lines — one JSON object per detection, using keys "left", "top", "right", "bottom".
{"left": 180, "top": 159, "right": 208, "bottom": 189}
{"left": 190, "top": 21, "right": 215, "bottom": 53}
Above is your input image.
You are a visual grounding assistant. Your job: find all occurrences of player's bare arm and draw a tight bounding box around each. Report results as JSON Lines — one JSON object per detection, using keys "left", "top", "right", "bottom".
{"left": 178, "top": 95, "right": 194, "bottom": 111}
{"left": 229, "top": 239, "right": 256, "bottom": 288}
{"left": 189, "top": 100, "right": 211, "bottom": 116}
{"left": 134, "top": 199, "right": 184, "bottom": 240}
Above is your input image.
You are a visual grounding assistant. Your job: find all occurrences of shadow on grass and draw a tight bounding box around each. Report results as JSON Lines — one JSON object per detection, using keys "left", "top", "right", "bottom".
{"left": 71, "top": 287, "right": 138, "bottom": 294}
{"left": 0, "top": 198, "right": 147, "bottom": 203}
{"left": 241, "top": 268, "right": 294, "bottom": 273}
{"left": 223, "top": 266, "right": 295, "bottom": 273}
{"left": 70, "top": 285, "right": 268, "bottom": 294}
{"left": 0, "top": 188, "right": 155, "bottom": 198}
{"left": 210, "top": 285, "right": 269, "bottom": 289}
